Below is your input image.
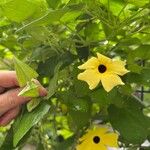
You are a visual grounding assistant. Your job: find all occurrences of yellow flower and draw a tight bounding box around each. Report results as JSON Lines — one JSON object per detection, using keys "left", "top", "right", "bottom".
{"left": 76, "top": 127, "right": 118, "bottom": 150}
{"left": 77, "top": 53, "right": 129, "bottom": 92}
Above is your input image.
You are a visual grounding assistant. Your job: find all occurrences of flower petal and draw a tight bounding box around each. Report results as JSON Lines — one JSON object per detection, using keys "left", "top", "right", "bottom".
{"left": 97, "top": 144, "right": 107, "bottom": 150}
{"left": 101, "top": 74, "right": 124, "bottom": 92}
{"left": 78, "top": 69, "right": 101, "bottom": 90}
{"left": 97, "top": 53, "right": 112, "bottom": 64}
{"left": 76, "top": 142, "right": 92, "bottom": 150}
{"left": 79, "top": 132, "right": 93, "bottom": 142}
{"left": 76, "top": 141, "right": 107, "bottom": 150}
{"left": 108, "top": 60, "right": 129, "bottom": 76}
{"left": 96, "top": 127, "right": 108, "bottom": 134}
{"left": 101, "top": 133, "right": 118, "bottom": 147}
{"left": 79, "top": 127, "right": 108, "bottom": 141}
{"left": 78, "top": 57, "right": 99, "bottom": 70}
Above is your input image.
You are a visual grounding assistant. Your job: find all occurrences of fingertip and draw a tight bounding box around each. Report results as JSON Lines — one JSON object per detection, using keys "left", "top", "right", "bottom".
{"left": 39, "top": 87, "right": 48, "bottom": 97}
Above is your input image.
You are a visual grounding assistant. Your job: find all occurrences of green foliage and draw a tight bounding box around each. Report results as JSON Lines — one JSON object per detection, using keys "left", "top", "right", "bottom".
{"left": 0, "top": 0, "right": 150, "bottom": 149}
{"left": 1, "top": 0, "right": 37, "bottom": 22}
{"left": 68, "top": 98, "right": 92, "bottom": 130}
{"left": 13, "top": 103, "right": 50, "bottom": 147}
{"left": 13, "top": 56, "right": 39, "bottom": 87}
{"left": 18, "top": 81, "right": 39, "bottom": 97}
{"left": 108, "top": 104, "right": 149, "bottom": 144}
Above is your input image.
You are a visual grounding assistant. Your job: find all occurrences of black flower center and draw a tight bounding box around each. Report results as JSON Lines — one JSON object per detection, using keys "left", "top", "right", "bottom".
{"left": 98, "top": 64, "right": 107, "bottom": 73}
{"left": 93, "top": 136, "right": 100, "bottom": 144}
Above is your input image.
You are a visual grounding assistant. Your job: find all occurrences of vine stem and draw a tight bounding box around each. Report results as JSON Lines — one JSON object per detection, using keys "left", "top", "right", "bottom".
{"left": 71, "top": 130, "right": 81, "bottom": 150}
{"left": 15, "top": 12, "right": 50, "bottom": 32}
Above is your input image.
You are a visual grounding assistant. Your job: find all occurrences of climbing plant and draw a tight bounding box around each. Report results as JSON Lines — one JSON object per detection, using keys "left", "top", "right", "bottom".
{"left": 0, "top": 0, "right": 150, "bottom": 149}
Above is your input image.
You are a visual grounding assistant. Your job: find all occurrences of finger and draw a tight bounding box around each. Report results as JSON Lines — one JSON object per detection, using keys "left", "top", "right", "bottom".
{"left": 39, "top": 86, "right": 47, "bottom": 96}
{"left": 0, "top": 86, "right": 47, "bottom": 114}
{"left": 0, "top": 88, "right": 29, "bottom": 115}
{"left": 0, "top": 71, "right": 19, "bottom": 87}
{"left": 0, "top": 106, "right": 20, "bottom": 126}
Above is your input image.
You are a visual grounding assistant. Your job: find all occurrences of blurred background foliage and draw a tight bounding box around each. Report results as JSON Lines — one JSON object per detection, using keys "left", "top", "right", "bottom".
{"left": 0, "top": 0, "right": 150, "bottom": 149}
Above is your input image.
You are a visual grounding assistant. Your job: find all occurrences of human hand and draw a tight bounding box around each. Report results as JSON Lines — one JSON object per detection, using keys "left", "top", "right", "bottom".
{"left": 0, "top": 71, "right": 47, "bottom": 126}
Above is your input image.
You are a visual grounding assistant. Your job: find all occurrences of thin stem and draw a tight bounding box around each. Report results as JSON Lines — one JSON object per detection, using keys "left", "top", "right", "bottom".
{"left": 117, "top": 3, "right": 128, "bottom": 19}
{"left": 60, "top": 21, "right": 86, "bottom": 44}
{"left": 16, "top": 12, "right": 50, "bottom": 32}
{"left": 141, "top": 60, "right": 145, "bottom": 101}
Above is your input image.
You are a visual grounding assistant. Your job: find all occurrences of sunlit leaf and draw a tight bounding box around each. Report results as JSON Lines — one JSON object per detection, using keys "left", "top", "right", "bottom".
{"left": 13, "top": 103, "right": 50, "bottom": 147}
{"left": 27, "top": 98, "right": 41, "bottom": 112}
{"left": 1, "top": 0, "right": 37, "bottom": 22}
{"left": 18, "top": 81, "right": 39, "bottom": 97}
{"left": 13, "top": 56, "right": 38, "bottom": 87}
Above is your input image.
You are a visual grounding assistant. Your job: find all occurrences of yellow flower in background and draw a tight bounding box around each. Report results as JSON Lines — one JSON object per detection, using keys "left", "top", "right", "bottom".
{"left": 77, "top": 53, "right": 129, "bottom": 92}
{"left": 76, "top": 127, "right": 118, "bottom": 150}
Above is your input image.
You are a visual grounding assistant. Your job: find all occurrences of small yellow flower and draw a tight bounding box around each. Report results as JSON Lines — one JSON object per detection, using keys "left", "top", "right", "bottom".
{"left": 77, "top": 53, "right": 129, "bottom": 92}
{"left": 76, "top": 127, "right": 118, "bottom": 150}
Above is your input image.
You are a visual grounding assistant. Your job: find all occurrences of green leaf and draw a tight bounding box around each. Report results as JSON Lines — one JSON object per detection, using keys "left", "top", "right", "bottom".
{"left": 27, "top": 98, "right": 41, "bottom": 112}
{"left": 0, "top": 17, "right": 10, "bottom": 27}
{"left": 47, "top": 62, "right": 62, "bottom": 99}
{"left": 0, "top": 127, "right": 13, "bottom": 150}
{"left": 75, "top": 44, "right": 89, "bottom": 61}
{"left": 118, "top": 38, "right": 141, "bottom": 47}
{"left": 90, "top": 88, "right": 124, "bottom": 107}
{"left": 134, "top": 45, "right": 150, "bottom": 60}
{"left": 90, "top": 88, "right": 111, "bottom": 107}
{"left": 18, "top": 81, "right": 39, "bottom": 97}
{"left": 68, "top": 98, "right": 91, "bottom": 130}
{"left": 128, "top": 45, "right": 150, "bottom": 61}
{"left": 13, "top": 56, "right": 38, "bottom": 87}
{"left": 55, "top": 136, "right": 75, "bottom": 150}
{"left": 118, "top": 84, "right": 133, "bottom": 95}
{"left": 1, "top": 0, "right": 37, "bottom": 22}
{"left": 0, "top": 0, "right": 12, "bottom": 5}
{"left": 84, "top": 22, "right": 104, "bottom": 41}
{"left": 100, "top": 0, "right": 125, "bottom": 16}
{"left": 108, "top": 104, "right": 150, "bottom": 144}
{"left": 60, "top": 10, "right": 82, "bottom": 23}
{"left": 31, "top": 46, "right": 57, "bottom": 62}
{"left": 17, "top": 76, "right": 42, "bottom": 112}
{"left": 127, "top": 0, "right": 149, "bottom": 7}
{"left": 126, "top": 68, "right": 150, "bottom": 86}
{"left": 13, "top": 102, "right": 50, "bottom": 147}
{"left": 17, "top": 4, "right": 84, "bottom": 29}
{"left": 74, "top": 80, "right": 89, "bottom": 97}
{"left": 128, "top": 64, "right": 142, "bottom": 73}
{"left": 46, "top": 0, "right": 61, "bottom": 9}
{"left": 91, "top": 88, "right": 144, "bottom": 109}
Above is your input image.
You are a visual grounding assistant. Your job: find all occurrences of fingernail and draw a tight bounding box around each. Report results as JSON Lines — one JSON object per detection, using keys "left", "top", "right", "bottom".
{"left": 0, "top": 118, "right": 5, "bottom": 126}
{"left": 39, "top": 87, "right": 48, "bottom": 97}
